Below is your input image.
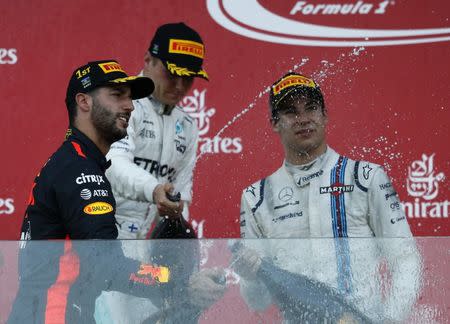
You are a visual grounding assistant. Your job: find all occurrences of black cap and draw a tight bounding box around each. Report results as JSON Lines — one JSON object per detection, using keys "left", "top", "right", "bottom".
{"left": 65, "top": 59, "right": 154, "bottom": 108}
{"left": 149, "top": 22, "right": 208, "bottom": 80}
{"left": 269, "top": 72, "right": 324, "bottom": 117}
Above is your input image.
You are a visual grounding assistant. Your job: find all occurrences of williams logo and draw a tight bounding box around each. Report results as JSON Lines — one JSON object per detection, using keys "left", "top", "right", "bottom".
{"left": 207, "top": 0, "right": 450, "bottom": 46}
{"left": 402, "top": 154, "right": 448, "bottom": 219}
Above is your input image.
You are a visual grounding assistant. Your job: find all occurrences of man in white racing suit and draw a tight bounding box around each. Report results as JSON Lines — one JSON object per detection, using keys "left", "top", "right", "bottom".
{"left": 234, "top": 73, "right": 422, "bottom": 323}
{"left": 96, "top": 23, "right": 225, "bottom": 324}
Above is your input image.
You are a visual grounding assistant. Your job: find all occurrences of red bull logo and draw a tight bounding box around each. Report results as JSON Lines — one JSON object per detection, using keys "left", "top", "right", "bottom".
{"left": 136, "top": 264, "right": 170, "bottom": 283}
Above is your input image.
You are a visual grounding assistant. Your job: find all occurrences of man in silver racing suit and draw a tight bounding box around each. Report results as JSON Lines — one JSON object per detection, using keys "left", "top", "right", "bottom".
{"left": 234, "top": 72, "right": 422, "bottom": 323}
{"left": 96, "top": 23, "right": 225, "bottom": 324}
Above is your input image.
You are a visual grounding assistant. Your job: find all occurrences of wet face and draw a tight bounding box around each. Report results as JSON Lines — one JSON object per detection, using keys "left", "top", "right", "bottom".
{"left": 143, "top": 54, "right": 194, "bottom": 106}
{"left": 272, "top": 96, "right": 328, "bottom": 162}
{"left": 90, "top": 85, "right": 134, "bottom": 144}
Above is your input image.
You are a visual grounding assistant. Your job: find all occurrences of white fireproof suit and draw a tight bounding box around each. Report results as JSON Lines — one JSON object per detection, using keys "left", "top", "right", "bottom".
{"left": 239, "top": 147, "right": 422, "bottom": 323}
{"left": 105, "top": 95, "right": 198, "bottom": 240}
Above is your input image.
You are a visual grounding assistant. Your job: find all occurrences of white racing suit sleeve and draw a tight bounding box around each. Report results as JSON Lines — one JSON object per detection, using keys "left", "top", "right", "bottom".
{"left": 238, "top": 192, "right": 273, "bottom": 311}
{"left": 106, "top": 108, "right": 159, "bottom": 203}
{"left": 368, "top": 167, "right": 422, "bottom": 322}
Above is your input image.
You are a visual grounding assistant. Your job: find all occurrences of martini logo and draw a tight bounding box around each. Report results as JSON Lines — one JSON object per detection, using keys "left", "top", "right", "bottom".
{"left": 169, "top": 39, "right": 204, "bottom": 58}
{"left": 181, "top": 89, "right": 243, "bottom": 154}
{"left": 83, "top": 202, "right": 113, "bottom": 215}
{"left": 207, "top": 0, "right": 450, "bottom": 46}
{"left": 0, "top": 48, "right": 17, "bottom": 64}
{"left": 272, "top": 75, "right": 316, "bottom": 95}
{"left": 98, "top": 61, "right": 125, "bottom": 74}
{"left": 320, "top": 183, "right": 354, "bottom": 195}
{"left": 402, "top": 154, "right": 448, "bottom": 219}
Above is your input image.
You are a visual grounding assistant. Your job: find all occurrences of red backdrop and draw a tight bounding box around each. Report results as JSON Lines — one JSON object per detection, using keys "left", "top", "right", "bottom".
{"left": 1, "top": 0, "right": 449, "bottom": 239}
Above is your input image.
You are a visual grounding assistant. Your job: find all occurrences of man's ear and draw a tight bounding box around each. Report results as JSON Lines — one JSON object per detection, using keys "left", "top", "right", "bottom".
{"left": 271, "top": 117, "right": 280, "bottom": 133}
{"left": 75, "top": 93, "right": 91, "bottom": 113}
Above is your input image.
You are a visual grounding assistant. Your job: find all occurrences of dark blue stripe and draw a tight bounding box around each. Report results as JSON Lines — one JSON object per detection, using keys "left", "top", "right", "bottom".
{"left": 354, "top": 161, "right": 368, "bottom": 192}
{"left": 251, "top": 179, "right": 266, "bottom": 213}
{"left": 339, "top": 157, "right": 348, "bottom": 237}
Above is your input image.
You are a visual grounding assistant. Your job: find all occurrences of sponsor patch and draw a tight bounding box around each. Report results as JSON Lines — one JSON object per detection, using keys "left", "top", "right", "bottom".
{"left": 80, "top": 189, "right": 92, "bottom": 200}
{"left": 98, "top": 61, "right": 125, "bottom": 74}
{"left": 272, "top": 211, "right": 303, "bottom": 223}
{"left": 278, "top": 187, "right": 294, "bottom": 202}
{"left": 272, "top": 74, "right": 316, "bottom": 95}
{"left": 320, "top": 183, "right": 354, "bottom": 196}
{"left": 169, "top": 39, "right": 204, "bottom": 58}
{"left": 175, "top": 140, "right": 186, "bottom": 154}
{"left": 76, "top": 173, "right": 105, "bottom": 185}
{"left": 128, "top": 264, "right": 170, "bottom": 285}
{"left": 83, "top": 202, "right": 113, "bottom": 215}
{"left": 363, "top": 163, "right": 373, "bottom": 180}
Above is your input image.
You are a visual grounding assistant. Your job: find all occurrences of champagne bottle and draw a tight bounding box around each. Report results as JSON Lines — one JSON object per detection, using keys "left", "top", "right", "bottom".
{"left": 150, "top": 192, "right": 197, "bottom": 239}
{"left": 231, "top": 242, "right": 374, "bottom": 324}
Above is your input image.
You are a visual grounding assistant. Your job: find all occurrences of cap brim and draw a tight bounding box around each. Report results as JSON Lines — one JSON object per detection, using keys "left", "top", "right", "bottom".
{"left": 162, "top": 60, "right": 209, "bottom": 80}
{"left": 108, "top": 76, "right": 154, "bottom": 99}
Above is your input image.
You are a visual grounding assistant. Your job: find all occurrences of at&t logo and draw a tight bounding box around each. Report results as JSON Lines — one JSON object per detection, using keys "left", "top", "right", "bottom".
{"left": 181, "top": 89, "right": 242, "bottom": 154}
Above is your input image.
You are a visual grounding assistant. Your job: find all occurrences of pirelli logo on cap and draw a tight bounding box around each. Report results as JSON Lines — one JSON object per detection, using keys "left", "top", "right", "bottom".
{"left": 169, "top": 39, "right": 204, "bottom": 59}
{"left": 83, "top": 202, "right": 113, "bottom": 215}
{"left": 272, "top": 75, "right": 316, "bottom": 96}
{"left": 98, "top": 61, "right": 125, "bottom": 74}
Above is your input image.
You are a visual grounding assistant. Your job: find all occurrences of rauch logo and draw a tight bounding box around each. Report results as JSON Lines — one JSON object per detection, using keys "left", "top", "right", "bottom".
{"left": 402, "top": 154, "right": 448, "bottom": 219}
{"left": 181, "top": 89, "right": 242, "bottom": 154}
{"left": 207, "top": 0, "right": 450, "bottom": 47}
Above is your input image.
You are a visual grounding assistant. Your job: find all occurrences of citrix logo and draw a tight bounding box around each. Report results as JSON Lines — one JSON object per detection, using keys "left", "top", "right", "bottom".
{"left": 0, "top": 48, "right": 18, "bottom": 64}
{"left": 0, "top": 198, "right": 14, "bottom": 214}
{"left": 75, "top": 173, "right": 105, "bottom": 185}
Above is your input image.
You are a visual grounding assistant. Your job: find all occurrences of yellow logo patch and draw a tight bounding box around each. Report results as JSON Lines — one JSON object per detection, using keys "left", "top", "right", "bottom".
{"left": 83, "top": 202, "right": 113, "bottom": 215}
{"left": 98, "top": 62, "right": 125, "bottom": 74}
{"left": 138, "top": 264, "right": 170, "bottom": 283}
{"left": 169, "top": 39, "right": 204, "bottom": 59}
{"left": 272, "top": 75, "right": 316, "bottom": 95}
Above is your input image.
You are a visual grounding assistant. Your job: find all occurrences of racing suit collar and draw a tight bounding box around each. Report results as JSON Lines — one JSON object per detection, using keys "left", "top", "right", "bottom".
{"left": 285, "top": 146, "right": 330, "bottom": 187}
{"left": 66, "top": 126, "right": 111, "bottom": 171}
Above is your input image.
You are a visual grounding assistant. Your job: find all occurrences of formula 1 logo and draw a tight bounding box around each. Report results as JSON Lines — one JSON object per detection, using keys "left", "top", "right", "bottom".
{"left": 207, "top": 0, "right": 450, "bottom": 46}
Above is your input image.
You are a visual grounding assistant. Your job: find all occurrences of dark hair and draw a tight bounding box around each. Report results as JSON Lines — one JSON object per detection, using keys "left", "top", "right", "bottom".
{"left": 271, "top": 87, "right": 326, "bottom": 121}
{"left": 66, "top": 88, "right": 100, "bottom": 125}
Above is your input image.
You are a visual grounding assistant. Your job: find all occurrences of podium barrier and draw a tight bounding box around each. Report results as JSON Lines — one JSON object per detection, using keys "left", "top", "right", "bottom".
{"left": 0, "top": 238, "right": 448, "bottom": 323}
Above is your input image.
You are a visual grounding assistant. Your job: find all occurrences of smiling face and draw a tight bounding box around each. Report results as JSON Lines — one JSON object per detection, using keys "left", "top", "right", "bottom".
{"left": 143, "top": 54, "right": 194, "bottom": 106}
{"left": 90, "top": 85, "right": 134, "bottom": 144}
{"left": 271, "top": 95, "right": 328, "bottom": 164}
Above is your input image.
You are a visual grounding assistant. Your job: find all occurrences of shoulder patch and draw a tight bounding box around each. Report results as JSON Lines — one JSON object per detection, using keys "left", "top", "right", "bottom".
{"left": 354, "top": 161, "right": 380, "bottom": 192}
{"left": 71, "top": 142, "right": 86, "bottom": 158}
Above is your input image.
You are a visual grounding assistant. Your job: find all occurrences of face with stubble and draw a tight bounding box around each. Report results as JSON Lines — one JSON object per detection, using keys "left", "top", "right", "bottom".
{"left": 90, "top": 85, "right": 134, "bottom": 144}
